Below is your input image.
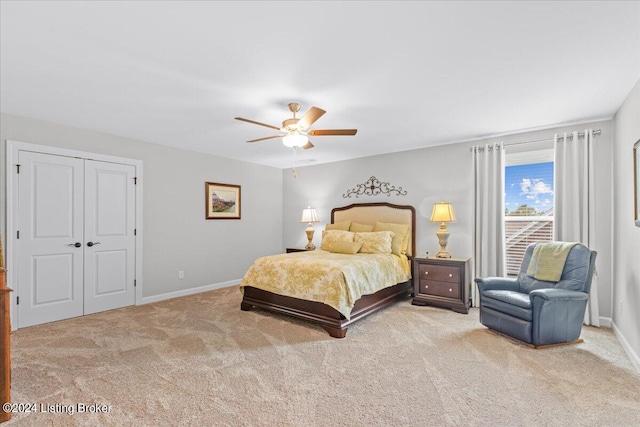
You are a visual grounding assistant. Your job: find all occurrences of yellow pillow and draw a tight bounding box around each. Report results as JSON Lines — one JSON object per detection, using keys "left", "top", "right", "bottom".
{"left": 350, "top": 222, "right": 374, "bottom": 232}
{"left": 324, "top": 241, "right": 363, "bottom": 254}
{"left": 325, "top": 220, "right": 351, "bottom": 231}
{"left": 354, "top": 231, "right": 394, "bottom": 254}
{"left": 321, "top": 230, "right": 355, "bottom": 251}
{"left": 374, "top": 222, "right": 410, "bottom": 256}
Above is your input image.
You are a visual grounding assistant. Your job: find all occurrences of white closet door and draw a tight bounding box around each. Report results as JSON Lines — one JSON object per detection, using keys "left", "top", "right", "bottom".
{"left": 83, "top": 160, "right": 136, "bottom": 315}
{"left": 17, "top": 151, "right": 85, "bottom": 327}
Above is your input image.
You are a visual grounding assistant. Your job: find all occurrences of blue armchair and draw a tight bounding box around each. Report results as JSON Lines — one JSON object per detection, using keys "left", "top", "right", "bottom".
{"left": 475, "top": 243, "right": 597, "bottom": 348}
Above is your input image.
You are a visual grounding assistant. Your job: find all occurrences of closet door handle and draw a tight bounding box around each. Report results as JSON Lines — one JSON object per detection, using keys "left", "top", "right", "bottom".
{"left": 68, "top": 242, "right": 82, "bottom": 248}
{"left": 86, "top": 241, "right": 101, "bottom": 247}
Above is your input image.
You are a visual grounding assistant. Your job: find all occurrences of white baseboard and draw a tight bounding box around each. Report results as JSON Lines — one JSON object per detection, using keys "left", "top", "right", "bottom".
{"left": 139, "top": 279, "right": 240, "bottom": 305}
{"left": 598, "top": 316, "right": 612, "bottom": 328}
{"left": 612, "top": 321, "right": 640, "bottom": 373}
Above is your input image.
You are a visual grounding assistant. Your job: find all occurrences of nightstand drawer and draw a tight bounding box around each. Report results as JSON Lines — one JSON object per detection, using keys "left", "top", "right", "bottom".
{"left": 419, "top": 280, "right": 460, "bottom": 299}
{"left": 417, "top": 264, "right": 459, "bottom": 283}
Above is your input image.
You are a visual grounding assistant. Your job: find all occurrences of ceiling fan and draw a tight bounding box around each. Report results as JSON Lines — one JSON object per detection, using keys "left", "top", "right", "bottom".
{"left": 235, "top": 102, "right": 357, "bottom": 150}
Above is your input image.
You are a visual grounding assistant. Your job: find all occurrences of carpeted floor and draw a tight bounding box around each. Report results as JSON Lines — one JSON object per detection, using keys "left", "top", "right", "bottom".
{"left": 5, "top": 286, "right": 640, "bottom": 426}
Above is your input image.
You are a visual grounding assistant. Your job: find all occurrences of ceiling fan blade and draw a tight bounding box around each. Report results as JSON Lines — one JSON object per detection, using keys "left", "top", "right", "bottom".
{"left": 297, "top": 107, "right": 326, "bottom": 129}
{"left": 246, "top": 134, "right": 285, "bottom": 143}
{"left": 302, "top": 141, "right": 314, "bottom": 150}
{"left": 307, "top": 129, "right": 358, "bottom": 136}
{"left": 235, "top": 117, "right": 281, "bottom": 131}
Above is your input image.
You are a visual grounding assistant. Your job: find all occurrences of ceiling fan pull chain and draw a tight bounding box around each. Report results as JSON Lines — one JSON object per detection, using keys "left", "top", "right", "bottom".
{"left": 291, "top": 147, "right": 298, "bottom": 178}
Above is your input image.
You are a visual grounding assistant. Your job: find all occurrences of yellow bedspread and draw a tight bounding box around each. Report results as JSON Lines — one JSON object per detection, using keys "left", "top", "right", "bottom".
{"left": 239, "top": 250, "right": 411, "bottom": 319}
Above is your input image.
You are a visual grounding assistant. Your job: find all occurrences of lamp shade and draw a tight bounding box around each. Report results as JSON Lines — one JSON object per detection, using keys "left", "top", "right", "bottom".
{"left": 430, "top": 202, "right": 456, "bottom": 223}
{"left": 283, "top": 132, "right": 309, "bottom": 148}
{"left": 301, "top": 207, "right": 319, "bottom": 223}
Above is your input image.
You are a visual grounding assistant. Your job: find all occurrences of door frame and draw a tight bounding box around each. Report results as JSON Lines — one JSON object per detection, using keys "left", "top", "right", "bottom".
{"left": 6, "top": 140, "right": 144, "bottom": 330}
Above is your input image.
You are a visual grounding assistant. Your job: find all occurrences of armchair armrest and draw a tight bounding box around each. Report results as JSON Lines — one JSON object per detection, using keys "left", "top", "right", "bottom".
{"left": 475, "top": 277, "right": 519, "bottom": 292}
{"left": 529, "top": 288, "right": 589, "bottom": 346}
{"left": 529, "top": 288, "right": 588, "bottom": 302}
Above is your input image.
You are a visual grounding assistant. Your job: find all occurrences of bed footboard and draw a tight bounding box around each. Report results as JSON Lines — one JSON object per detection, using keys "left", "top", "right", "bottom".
{"left": 241, "top": 280, "right": 412, "bottom": 338}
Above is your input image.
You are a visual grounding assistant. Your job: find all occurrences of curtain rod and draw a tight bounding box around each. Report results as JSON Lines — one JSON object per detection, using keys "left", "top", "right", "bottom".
{"left": 504, "top": 129, "right": 601, "bottom": 147}
{"left": 469, "top": 129, "right": 602, "bottom": 151}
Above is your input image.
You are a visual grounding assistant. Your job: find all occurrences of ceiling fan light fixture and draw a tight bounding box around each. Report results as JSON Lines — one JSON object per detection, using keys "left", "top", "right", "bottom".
{"left": 282, "top": 132, "right": 308, "bottom": 148}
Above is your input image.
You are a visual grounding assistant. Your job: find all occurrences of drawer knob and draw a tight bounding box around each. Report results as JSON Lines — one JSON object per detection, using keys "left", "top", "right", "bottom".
{"left": 424, "top": 271, "right": 429, "bottom": 275}
{"left": 449, "top": 288, "right": 453, "bottom": 292}
{"left": 425, "top": 285, "right": 429, "bottom": 289}
{"left": 449, "top": 273, "right": 453, "bottom": 277}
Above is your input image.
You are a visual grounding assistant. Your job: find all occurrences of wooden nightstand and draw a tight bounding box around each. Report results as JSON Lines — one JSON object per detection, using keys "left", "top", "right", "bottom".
{"left": 286, "top": 248, "right": 310, "bottom": 253}
{"left": 412, "top": 257, "right": 471, "bottom": 314}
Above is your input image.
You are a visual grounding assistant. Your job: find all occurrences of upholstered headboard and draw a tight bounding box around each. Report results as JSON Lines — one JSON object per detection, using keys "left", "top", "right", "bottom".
{"left": 331, "top": 202, "right": 416, "bottom": 257}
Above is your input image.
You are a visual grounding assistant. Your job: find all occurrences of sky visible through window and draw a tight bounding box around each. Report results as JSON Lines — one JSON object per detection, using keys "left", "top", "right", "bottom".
{"left": 505, "top": 162, "right": 554, "bottom": 216}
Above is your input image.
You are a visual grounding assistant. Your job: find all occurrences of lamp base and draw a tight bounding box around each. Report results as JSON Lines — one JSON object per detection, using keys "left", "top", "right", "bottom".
{"left": 305, "top": 228, "right": 316, "bottom": 251}
{"left": 435, "top": 225, "right": 451, "bottom": 259}
{"left": 435, "top": 250, "right": 452, "bottom": 259}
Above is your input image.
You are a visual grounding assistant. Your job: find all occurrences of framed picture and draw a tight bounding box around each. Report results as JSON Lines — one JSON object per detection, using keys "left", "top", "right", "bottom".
{"left": 205, "top": 182, "right": 241, "bottom": 220}
{"left": 634, "top": 139, "right": 640, "bottom": 227}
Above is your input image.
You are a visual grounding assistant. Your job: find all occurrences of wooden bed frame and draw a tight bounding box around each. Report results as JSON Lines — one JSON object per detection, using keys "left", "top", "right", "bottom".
{"left": 241, "top": 202, "right": 416, "bottom": 338}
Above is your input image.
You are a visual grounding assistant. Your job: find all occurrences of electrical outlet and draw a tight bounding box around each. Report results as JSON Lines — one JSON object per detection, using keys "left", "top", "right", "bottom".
{"left": 178, "top": 271, "right": 184, "bottom": 279}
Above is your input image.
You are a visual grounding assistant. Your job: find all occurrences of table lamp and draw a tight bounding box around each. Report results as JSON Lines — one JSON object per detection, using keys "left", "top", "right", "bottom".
{"left": 430, "top": 201, "right": 456, "bottom": 258}
{"left": 300, "top": 207, "right": 319, "bottom": 250}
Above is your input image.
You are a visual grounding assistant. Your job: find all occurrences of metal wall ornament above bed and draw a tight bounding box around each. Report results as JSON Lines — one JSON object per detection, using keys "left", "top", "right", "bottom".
{"left": 342, "top": 176, "right": 408, "bottom": 198}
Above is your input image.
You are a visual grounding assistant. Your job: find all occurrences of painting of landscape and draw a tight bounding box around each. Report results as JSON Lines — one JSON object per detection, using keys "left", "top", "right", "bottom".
{"left": 206, "top": 182, "right": 241, "bottom": 219}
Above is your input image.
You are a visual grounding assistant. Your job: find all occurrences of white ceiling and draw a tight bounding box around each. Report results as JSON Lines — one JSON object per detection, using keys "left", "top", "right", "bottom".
{"left": 1, "top": 1, "right": 639, "bottom": 169}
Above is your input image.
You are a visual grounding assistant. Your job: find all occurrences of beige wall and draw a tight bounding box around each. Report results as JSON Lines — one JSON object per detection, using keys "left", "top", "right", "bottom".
{"left": 1, "top": 113, "right": 283, "bottom": 299}
{"left": 612, "top": 79, "right": 640, "bottom": 367}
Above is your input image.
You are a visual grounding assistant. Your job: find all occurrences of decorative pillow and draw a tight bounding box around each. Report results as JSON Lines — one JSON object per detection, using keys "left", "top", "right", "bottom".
{"left": 325, "top": 220, "right": 352, "bottom": 231}
{"left": 321, "top": 230, "right": 355, "bottom": 251}
{"left": 324, "top": 241, "right": 363, "bottom": 255}
{"left": 350, "top": 222, "right": 374, "bottom": 232}
{"left": 354, "top": 231, "right": 394, "bottom": 254}
{"left": 374, "top": 222, "right": 410, "bottom": 256}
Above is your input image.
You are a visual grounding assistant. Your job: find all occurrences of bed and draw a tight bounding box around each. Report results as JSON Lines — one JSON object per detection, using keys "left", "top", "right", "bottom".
{"left": 240, "top": 202, "right": 416, "bottom": 338}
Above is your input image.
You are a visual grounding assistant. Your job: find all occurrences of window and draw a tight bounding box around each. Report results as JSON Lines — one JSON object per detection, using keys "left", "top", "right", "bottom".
{"left": 504, "top": 149, "right": 554, "bottom": 275}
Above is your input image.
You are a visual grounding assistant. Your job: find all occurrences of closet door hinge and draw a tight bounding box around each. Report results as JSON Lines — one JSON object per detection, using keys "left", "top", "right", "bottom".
{"left": 134, "top": 177, "right": 137, "bottom": 185}
{"left": 16, "top": 164, "right": 21, "bottom": 174}
{"left": 16, "top": 296, "right": 19, "bottom": 305}
{"left": 134, "top": 280, "right": 137, "bottom": 287}
{"left": 17, "top": 230, "right": 20, "bottom": 239}
{"left": 134, "top": 229, "right": 137, "bottom": 236}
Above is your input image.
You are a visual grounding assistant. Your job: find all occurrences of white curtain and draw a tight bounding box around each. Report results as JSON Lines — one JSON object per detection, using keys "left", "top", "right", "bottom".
{"left": 471, "top": 143, "right": 506, "bottom": 306}
{"left": 554, "top": 130, "right": 600, "bottom": 326}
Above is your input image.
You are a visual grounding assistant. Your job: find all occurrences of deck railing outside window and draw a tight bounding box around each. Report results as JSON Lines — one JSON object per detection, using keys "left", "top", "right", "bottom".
{"left": 505, "top": 215, "right": 553, "bottom": 276}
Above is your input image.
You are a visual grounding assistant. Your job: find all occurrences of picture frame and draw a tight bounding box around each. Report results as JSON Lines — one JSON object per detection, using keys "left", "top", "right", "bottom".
{"left": 634, "top": 139, "right": 640, "bottom": 227}
{"left": 205, "top": 182, "right": 241, "bottom": 220}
